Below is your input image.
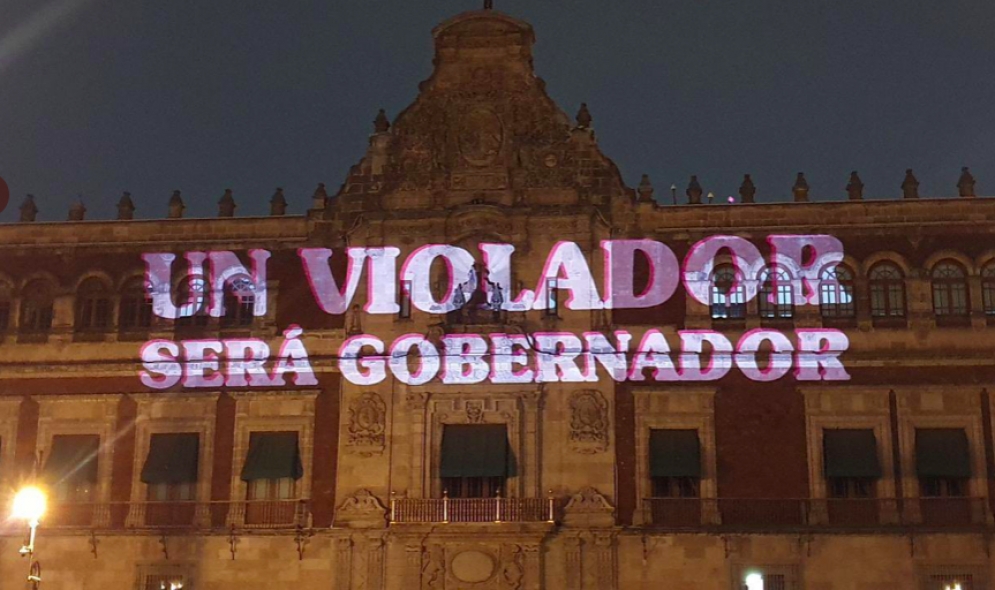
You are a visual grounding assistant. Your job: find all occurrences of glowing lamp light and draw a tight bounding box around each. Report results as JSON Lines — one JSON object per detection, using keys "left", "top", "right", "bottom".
{"left": 744, "top": 572, "right": 764, "bottom": 590}
{"left": 945, "top": 584, "right": 962, "bottom": 590}
{"left": 12, "top": 486, "right": 46, "bottom": 523}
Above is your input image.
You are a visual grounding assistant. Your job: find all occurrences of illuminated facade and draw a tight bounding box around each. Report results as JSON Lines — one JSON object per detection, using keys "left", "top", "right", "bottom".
{"left": 1, "top": 8, "right": 995, "bottom": 590}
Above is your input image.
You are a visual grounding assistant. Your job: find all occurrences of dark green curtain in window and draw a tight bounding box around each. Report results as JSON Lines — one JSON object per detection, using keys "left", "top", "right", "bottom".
{"left": 823, "top": 429, "right": 881, "bottom": 478}
{"left": 916, "top": 428, "right": 971, "bottom": 478}
{"left": 649, "top": 429, "right": 701, "bottom": 478}
{"left": 241, "top": 432, "right": 304, "bottom": 481}
{"left": 141, "top": 433, "right": 199, "bottom": 484}
{"left": 440, "top": 424, "right": 512, "bottom": 478}
{"left": 43, "top": 434, "right": 100, "bottom": 484}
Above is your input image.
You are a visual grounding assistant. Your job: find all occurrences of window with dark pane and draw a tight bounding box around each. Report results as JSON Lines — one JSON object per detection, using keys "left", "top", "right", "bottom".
{"left": 823, "top": 429, "right": 880, "bottom": 499}
{"left": 916, "top": 428, "right": 970, "bottom": 497}
{"left": 19, "top": 279, "right": 55, "bottom": 333}
{"left": 983, "top": 263, "right": 995, "bottom": 316}
{"left": 931, "top": 261, "right": 969, "bottom": 317}
{"left": 710, "top": 264, "right": 746, "bottom": 320}
{"left": 119, "top": 278, "right": 153, "bottom": 330}
{"left": 758, "top": 266, "right": 793, "bottom": 319}
{"left": 649, "top": 429, "right": 701, "bottom": 498}
{"left": 819, "top": 265, "right": 856, "bottom": 318}
{"left": 43, "top": 434, "right": 100, "bottom": 503}
{"left": 868, "top": 262, "right": 906, "bottom": 318}
{"left": 75, "top": 277, "right": 112, "bottom": 331}
{"left": 439, "top": 424, "right": 511, "bottom": 499}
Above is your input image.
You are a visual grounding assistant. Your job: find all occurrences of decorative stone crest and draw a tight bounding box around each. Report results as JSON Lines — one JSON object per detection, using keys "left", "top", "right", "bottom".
{"left": 459, "top": 107, "right": 503, "bottom": 167}
{"left": 466, "top": 400, "right": 485, "bottom": 423}
{"left": 347, "top": 392, "right": 386, "bottom": 455}
{"left": 335, "top": 489, "right": 388, "bottom": 528}
{"left": 568, "top": 390, "right": 609, "bottom": 454}
{"left": 563, "top": 487, "right": 615, "bottom": 528}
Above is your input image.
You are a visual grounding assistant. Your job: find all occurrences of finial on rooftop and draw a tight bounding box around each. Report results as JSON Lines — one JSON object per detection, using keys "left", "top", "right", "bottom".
{"left": 168, "top": 190, "right": 185, "bottom": 218}
{"left": 374, "top": 109, "right": 390, "bottom": 134}
{"left": 792, "top": 172, "right": 810, "bottom": 202}
{"left": 68, "top": 198, "right": 86, "bottom": 221}
{"left": 686, "top": 175, "right": 703, "bottom": 205}
{"left": 739, "top": 174, "right": 756, "bottom": 203}
{"left": 637, "top": 174, "right": 654, "bottom": 203}
{"left": 575, "top": 103, "right": 592, "bottom": 129}
{"left": 902, "top": 169, "right": 919, "bottom": 199}
{"left": 484, "top": 0, "right": 493, "bottom": 10}
{"left": 958, "top": 167, "right": 976, "bottom": 198}
{"left": 270, "top": 188, "right": 287, "bottom": 216}
{"left": 312, "top": 183, "right": 329, "bottom": 210}
{"left": 218, "top": 188, "right": 236, "bottom": 217}
{"left": 117, "top": 191, "right": 135, "bottom": 220}
{"left": 19, "top": 194, "right": 37, "bottom": 222}
{"left": 846, "top": 171, "right": 864, "bottom": 201}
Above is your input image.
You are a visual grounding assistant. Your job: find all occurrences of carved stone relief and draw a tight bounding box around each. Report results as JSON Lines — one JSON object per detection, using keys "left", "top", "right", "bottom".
{"left": 335, "top": 489, "right": 388, "bottom": 529}
{"left": 347, "top": 392, "right": 386, "bottom": 456}
{"left": 568, "top": 390, "right": 609, "bottom": 454}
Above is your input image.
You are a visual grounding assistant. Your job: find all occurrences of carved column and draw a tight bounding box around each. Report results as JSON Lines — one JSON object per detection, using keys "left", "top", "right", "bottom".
{"left": 366, "top": 534, "right": 386, "bottom": 590}
{"left": 563, "top": 535, "right": 582, "bottom": 590}
{"left": 522, "top": 543, "right": 542, "bottom": 590}
{"left": 406, "top": 392, "right": 429, "bottom": 498}
{"left": 520, "top": 389, "right": 543, "bottom": 497}
{"left": 335, "top": 536, "right": 353, "bottom": 590}
{"left": 399, "top": 544, "right": 422, "bottom": 590}
{"left": 593, "top": 533, "right": 616, "bottom": 590}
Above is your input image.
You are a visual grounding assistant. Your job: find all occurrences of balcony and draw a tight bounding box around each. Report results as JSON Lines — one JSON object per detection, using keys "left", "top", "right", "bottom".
{"left": 643, "top": 497, "right": 991, "bottom": 532}
{"left": 37, "top": 500, "right": 311, "bottom": 532}
{"left": 390, "top": 496, "right": 557, "bottom": 524}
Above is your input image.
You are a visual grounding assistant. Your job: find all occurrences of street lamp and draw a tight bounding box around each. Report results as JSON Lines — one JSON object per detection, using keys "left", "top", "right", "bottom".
{"left": 12, "top": 486, "right": 46, "bottom": 588}
{"left": 744, "top": 572, "right": 764, "bottom": 590}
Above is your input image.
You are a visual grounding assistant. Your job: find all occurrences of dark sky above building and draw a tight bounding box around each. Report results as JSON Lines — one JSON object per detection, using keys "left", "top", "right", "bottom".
{"left": 0, "top": 0, "right": 993, "bottom": 222}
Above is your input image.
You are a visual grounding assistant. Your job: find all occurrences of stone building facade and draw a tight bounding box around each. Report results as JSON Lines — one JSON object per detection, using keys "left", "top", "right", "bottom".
{"left": 1, "top": 8, "right": 995, "bottom": 590}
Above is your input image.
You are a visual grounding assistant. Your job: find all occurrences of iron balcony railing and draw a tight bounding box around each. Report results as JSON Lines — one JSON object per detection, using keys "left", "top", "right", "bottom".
{"left": 23, "top": 500, "right": 312, "bottom": 531}
{"left": 390, "top": 495, "right": 557, "bottom": 524}
{"left": 643, "top": 497, "right": 992, "bottom": 532}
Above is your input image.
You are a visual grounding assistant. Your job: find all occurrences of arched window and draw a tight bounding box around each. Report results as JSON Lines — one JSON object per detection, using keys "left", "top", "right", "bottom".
{"left": 119, "top": 278, "right": 153, "bottom": 331}
{"left": 0, "top": 282, "right": 12, "bottom": 332}
{"left": 758, "top": 267, "right": 794, "bottom": 319}
{"left": 221, "top": 276, "right": 256, "bottom": 328}
{"left": 75, "top": 278, "right": 112, "bottom": 332}
{"left": 820, "top": 265, "right": 856, "bottom": 318}
{"left": 20, "top": 280, "right": 55, "bottom": 334}
{"left": 175, "top": 276, "right": 210, "bottom": 327}
{"left": 868, "top": 263, "right": 906, "bottom": 318}
{"left": 931, "top": 261, "right": 969, "bottom": 317}
{"left": 710, "top": 265, "right": 745, "bottom": 320}
{"left": 982, "top": 263, "right": 995, "bottom": 317}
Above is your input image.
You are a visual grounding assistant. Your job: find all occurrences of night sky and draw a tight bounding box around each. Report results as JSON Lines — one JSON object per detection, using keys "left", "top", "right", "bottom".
{"left": 1, "top": 0, "right": 993, "bottom": 222}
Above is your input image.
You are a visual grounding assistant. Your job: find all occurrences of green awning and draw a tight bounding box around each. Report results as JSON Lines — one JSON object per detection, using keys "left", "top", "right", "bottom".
{"left": 141, "top": 433, "right": 199, "bottom": 484}
{"left": 241, "top": 432, "right": 303, "bottom": 481}
{"left": 650, "top": 429, "right": 701, "bottom": 477}
{"left": 43, "top": 434, "right": 99, "bottom": 484}
{"left": 823, "top": 429, "right": 881, "bottom": 478}
{"left": 916, "top": 428, "right": 972, "bottom": 478}
{"left": 440, "top": 424, "right": 510, "bottom": 478}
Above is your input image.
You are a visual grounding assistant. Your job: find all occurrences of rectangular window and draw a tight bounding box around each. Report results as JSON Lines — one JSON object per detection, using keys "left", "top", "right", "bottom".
{"left": 0, "top": 301, "right": 9, "bottom": 332}
{"left": 399, "top": 279, "right": 412, "bottom": 319}
{"left": 915, "top": 428, "right": 971, "bottom": 498}
{"left": 439, "top": 424, "right": 511, "bottom": 499}
{"left": 240, "top": 431, "right": 303, "bottom": 525}
{"left": 141, "top": 433, "right": 200, "bottom": 527}
{"left": 823, "top": 429, "right": 880, "bottom": 499}
{"left": 545, "top": 278, "right": 559, "bottom": 317}
{"left": 649, "top": 429, "right": 701, "bottom": 497}
{"left": 44, "top": 434, "right": 100, "bottom": 503}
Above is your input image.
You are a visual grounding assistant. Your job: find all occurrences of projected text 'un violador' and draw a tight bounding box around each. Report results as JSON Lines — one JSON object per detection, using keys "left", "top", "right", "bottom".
{"left": 138, "top": 235, "right": 851, "bottom": 389}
